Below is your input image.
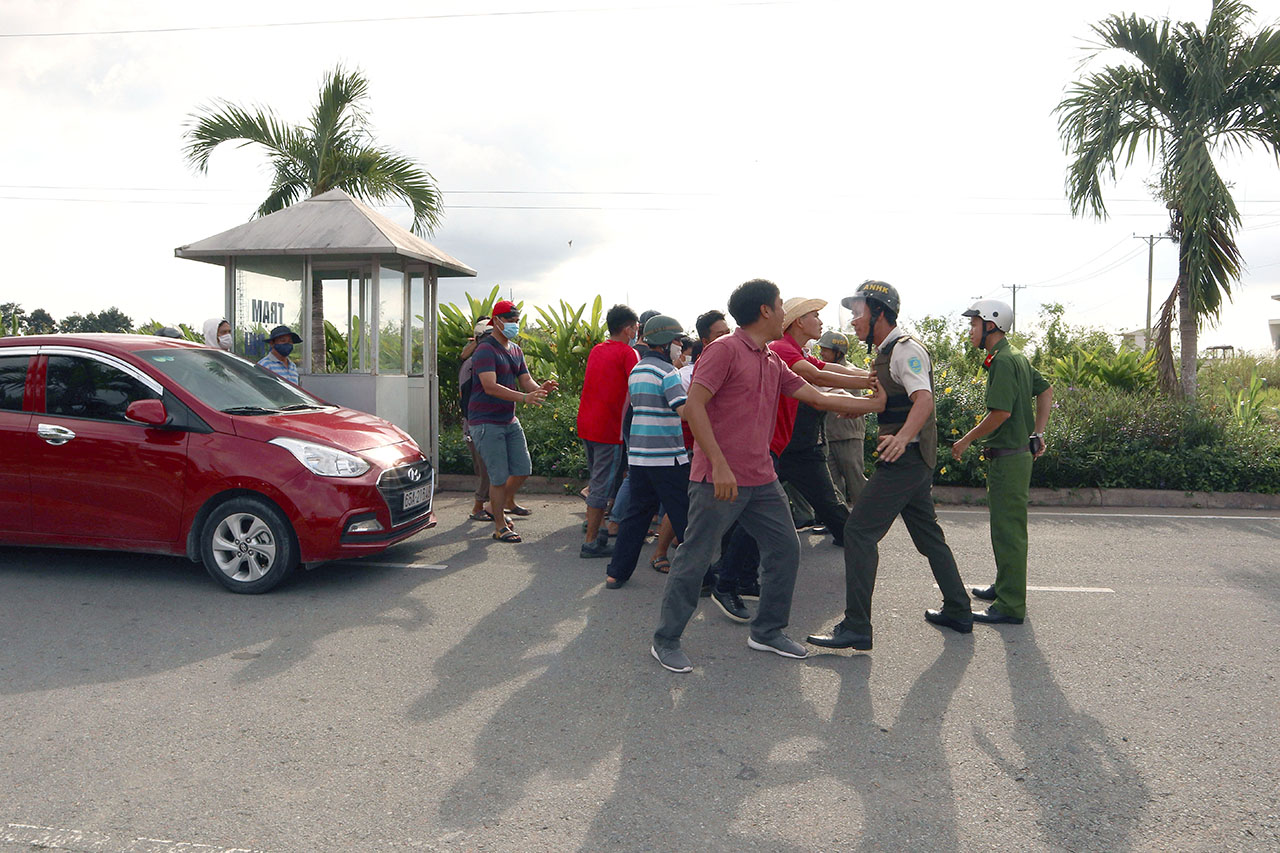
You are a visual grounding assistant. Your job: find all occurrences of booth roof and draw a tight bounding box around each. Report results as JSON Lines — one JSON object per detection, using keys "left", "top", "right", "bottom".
{"left": 174, "top": 188, "right": 476, "bottom": 277}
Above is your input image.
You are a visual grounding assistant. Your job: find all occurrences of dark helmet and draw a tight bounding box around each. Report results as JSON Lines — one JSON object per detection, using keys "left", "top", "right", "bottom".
{"left": 817, "top": 330, "right": 850, "bottom": 357}
{"left": 840, "top": 280, "right": 901, "bottom": 315}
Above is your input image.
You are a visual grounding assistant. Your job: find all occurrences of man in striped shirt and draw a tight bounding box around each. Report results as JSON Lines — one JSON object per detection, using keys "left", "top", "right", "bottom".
{"left": 604, "top": 314, "right": 690, "bottom": 589}
{"left": 257, "top": 325, "right": 301, "bottom": 384}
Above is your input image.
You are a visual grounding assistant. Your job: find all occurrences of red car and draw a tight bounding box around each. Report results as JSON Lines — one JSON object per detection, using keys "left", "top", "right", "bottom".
{"left": 0, "top": 334, "right": 435, "bottom": 593}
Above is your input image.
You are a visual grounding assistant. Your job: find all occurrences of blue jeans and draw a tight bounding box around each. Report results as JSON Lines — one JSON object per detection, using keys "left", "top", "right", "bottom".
{"left": 606, "top": 463, "right": 690, "bottom": 582}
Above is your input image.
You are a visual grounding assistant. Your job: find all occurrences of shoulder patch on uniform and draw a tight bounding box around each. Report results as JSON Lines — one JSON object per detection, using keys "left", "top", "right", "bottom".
{"left": 908, "top": 356, "right": 923, "bottom": 374}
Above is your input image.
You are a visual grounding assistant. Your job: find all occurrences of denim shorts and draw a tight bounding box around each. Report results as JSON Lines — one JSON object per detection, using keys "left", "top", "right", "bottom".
{"left": 471, "top": 420, "right": 533, "bottom": 485}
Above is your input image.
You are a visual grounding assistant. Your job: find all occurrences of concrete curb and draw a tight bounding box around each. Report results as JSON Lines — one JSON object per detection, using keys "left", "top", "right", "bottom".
{"left": 436, "top": 474, "right": 1280, "bottom": 511}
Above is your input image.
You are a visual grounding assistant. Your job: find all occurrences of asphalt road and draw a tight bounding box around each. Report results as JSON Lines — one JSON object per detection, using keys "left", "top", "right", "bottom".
{"left": 1, "top": 494, "right": 1277, "bottom": 853}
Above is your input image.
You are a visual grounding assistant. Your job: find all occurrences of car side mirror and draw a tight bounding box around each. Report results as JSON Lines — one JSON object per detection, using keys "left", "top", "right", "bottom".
{"left": 125, "top": 399, "right": 170, "bottom": 426}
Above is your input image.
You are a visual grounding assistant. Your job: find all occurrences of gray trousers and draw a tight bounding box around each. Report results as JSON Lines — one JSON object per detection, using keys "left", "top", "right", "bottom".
{"left": 826, "top": 438, "right": 867, "bottom": 507}
{"left": 842, "top": 445, "right": 970, "bottom": 634}
{"left": 654, "top": 480, "right": 800, "bottom": 649}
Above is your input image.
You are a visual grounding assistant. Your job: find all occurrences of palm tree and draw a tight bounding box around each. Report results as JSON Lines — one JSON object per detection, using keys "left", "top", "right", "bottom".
{"left": 1056, "top": 0, "right": 1280, "bottom": 397}
{"left": 183, "top": 65, "right": 443, "bottom": 368}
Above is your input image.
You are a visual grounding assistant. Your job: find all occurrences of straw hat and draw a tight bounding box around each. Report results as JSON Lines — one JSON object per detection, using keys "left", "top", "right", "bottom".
{"left": 782, "top": 297, "right": 827, "bottom": 331}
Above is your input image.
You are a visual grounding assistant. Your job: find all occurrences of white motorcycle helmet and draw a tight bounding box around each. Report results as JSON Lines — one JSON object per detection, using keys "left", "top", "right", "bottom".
{"left": 961, "top": 299, "right": 1013, "bottom": 332}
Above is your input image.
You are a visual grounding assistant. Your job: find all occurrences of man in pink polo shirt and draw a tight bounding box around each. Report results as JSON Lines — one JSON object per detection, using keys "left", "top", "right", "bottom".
{"left": 651, "top": 279, "right": 881, "bottom": 674}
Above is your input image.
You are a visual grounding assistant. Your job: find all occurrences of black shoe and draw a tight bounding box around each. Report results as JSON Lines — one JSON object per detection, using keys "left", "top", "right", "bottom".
{"left": 737, "top": 579, "right": 761, "bottom": 601}
{"left": 605, "top": 577, "right": 625, "bottom": 589}
{"left": 711, "top": 589, "right": 751, "bottom": 623}
{"left": 973, "top": 607, "right": 1024, "bottom": 625}
{"left": 971, "top": 584, "right": 996, "bottom": 601}
{"left": 809, "top": 525, "right": 828, "bottom": 535}
{"left": 805, "top": 623, "right": 872, "bottom": 650}
{"left": 700, "top": 582, "right": 714, "bottom": 598}
{"left": 924, "top": 609, "right": 973, "bottom": 634}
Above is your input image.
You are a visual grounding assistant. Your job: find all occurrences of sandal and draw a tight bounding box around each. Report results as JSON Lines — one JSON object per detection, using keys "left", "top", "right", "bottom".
{"left": 492, "top": 528, "right": 522, "bottom": 543}
{"left": 650, "top": 556, "right": 671, "bottom": 574}
{"left": 469, "top": 510, "right": 495, "bottom": 522}
{"left": 506, "top": 505, "right": 533, "bottom": 516}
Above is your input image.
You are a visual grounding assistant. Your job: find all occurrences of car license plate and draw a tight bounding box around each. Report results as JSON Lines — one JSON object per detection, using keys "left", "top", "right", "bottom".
{"left": 403, "top": 484, "right": 431, "bottom": 510}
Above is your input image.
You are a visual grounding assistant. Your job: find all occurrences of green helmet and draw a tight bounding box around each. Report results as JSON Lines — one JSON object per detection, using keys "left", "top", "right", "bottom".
{"left": 841, "top": 280, "right": 901, "bottom": 314}
{"left": 642, "top": 314, "right": 684, "bottom": 346}
{"left": 817, "top": 330, "right": 850, "bottom": 357}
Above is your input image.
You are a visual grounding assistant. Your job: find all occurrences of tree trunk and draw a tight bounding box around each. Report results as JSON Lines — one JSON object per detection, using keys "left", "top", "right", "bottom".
{"left": 1177, "top": 262, "right": 1198, "bottom": 394}
{"left": 1153, "top": 282, "right": 1178, "bottom": 394}
{"left": 311, "top": 284, "right": 326, "bottom": 373}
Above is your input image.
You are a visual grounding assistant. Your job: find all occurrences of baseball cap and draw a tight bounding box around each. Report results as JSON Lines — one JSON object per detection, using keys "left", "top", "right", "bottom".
{"left": 491, "top": 299, "right": 520, "bottom": 319}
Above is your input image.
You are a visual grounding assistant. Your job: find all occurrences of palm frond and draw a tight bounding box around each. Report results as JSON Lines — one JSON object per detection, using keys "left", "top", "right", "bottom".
{"left": 182, "top": 100, "right": 298, "bottom": 173}
{"left": 336, "top": 147, "right": 443, "bottom": 236}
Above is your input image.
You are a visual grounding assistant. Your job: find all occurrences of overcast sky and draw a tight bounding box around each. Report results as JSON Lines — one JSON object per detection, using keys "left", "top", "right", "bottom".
{"left": 3, "top": 0, "right": 1279, "bottom": 351}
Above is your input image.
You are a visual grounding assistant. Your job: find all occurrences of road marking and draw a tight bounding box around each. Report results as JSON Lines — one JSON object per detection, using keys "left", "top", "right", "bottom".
{"left": 336, "top": 561, "right": 448, "bottom": 570}
{"left": 2, "top": 822, "right": 271, "bottom": 852}
{"left": 935, "top": 584, "right": 1114, "bottom": 593}
{"left": 938, "top": 509, "right": 1280, "bottom": 521}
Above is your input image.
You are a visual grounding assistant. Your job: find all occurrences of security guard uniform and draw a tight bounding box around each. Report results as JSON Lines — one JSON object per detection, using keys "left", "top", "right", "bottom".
{"left": 979, "top": 337, "right": 1050, "bottom": 620}
{"left": 841, "top": 326, "right": 970, "bottom": 635}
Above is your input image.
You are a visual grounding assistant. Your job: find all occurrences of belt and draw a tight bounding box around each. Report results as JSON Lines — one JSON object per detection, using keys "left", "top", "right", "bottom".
{"left": 985, "top": 445, "right": 1030, "bottom": 459}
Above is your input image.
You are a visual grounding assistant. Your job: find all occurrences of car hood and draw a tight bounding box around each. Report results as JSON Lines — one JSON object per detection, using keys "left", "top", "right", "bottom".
{"left": 232, "top": 407, "right": 415, "bottom": 453}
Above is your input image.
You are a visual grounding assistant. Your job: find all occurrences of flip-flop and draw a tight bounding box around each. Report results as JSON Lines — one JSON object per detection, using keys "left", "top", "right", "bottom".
{"left": 469, "top": 510, "right": 495, "bottom": 521}
{"left": 506, "top": 505, "right": 533, "bottom": 516}
{"left": 650, "top": 556, "right": 671, "bottom": 574}
{"left": 492, "top": 529, "right": 522, "bottom": 543}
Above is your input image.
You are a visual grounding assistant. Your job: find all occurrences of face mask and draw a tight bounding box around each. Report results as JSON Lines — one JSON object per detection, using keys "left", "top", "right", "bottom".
{"left": 669, "top": 342, "right": 681, "bottom": 362}
{"left": 218, "top": 333, "right": 232, "bottom": 350}
{"left": 501, "top": 322, "right": 520, "bottom": 340}
{"left": 273, "top": 342, "right": 294, "bottom": 357}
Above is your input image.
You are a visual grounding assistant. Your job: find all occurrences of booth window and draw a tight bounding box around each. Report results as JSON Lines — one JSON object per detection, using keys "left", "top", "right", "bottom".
{"left": 233, "top": 257, "right": 304, "bottom": 365}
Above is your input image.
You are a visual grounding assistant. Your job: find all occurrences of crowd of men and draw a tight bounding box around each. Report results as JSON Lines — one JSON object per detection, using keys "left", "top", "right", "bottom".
{"left": 458, "top": 280, "right": 1053, "bottom": 673}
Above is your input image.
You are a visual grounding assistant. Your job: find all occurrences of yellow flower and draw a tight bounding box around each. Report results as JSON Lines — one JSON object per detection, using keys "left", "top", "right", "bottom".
{"left": 944, "top": 386, "right": 953, "bottom": 394}
{"left": 950, "top": 428, "right": 959, "bottom": 435}
{"left": 940, "top": 466, "right": 948, "bottom": 475}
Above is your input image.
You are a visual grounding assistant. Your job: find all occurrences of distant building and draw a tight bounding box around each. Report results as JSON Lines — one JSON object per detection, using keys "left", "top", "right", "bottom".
{"left": 1120, "top": 328, "right": 1149, "bottom": 351}
{"left": 1272, "top": 294, "right": 1280, "bottom": 351}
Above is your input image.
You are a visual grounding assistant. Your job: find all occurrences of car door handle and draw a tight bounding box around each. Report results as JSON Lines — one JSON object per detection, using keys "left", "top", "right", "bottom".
{"left": 37, "top": 423, "right": 77, "bottom": 445}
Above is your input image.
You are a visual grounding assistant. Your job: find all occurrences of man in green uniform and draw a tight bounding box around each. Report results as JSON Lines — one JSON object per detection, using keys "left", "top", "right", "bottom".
{"left": 807, "top": 281, "right": 972, "bottom": 651}
{"left": 951, "top": 299, "right": 1054, "bottom": 625}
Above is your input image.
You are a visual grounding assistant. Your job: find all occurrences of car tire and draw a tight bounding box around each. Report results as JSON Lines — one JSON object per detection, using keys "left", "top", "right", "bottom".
{"left": 199, "top": 496, "right": 297, "bottom": 594}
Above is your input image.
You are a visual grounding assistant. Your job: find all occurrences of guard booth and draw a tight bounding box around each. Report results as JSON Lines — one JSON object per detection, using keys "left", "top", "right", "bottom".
{"left": 175, "top": 189, "right": 476, "bottom": 471}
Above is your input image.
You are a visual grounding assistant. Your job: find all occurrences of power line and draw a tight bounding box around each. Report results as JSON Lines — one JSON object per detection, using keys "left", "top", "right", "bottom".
{"left": 0, "top": 1, "right": 809, "bottom": 39}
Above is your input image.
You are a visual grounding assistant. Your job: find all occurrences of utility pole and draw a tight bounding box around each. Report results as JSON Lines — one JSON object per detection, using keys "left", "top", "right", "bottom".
{"left": 1004, "top": 284, "right": 1026, "bottom": 332}
{"left": 1135, "top": 233, "right": 1175, "bottom": 346}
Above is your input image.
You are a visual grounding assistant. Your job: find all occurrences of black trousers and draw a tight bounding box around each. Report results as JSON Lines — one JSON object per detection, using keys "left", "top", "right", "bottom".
{"left": 605, "top": 462, "right": 690, "bottom": 583}
{"left": 717, "top": 446, "right": 848, "bottom": 593}
{"left": 842, "top": 444, "right": 970, "bottom": 633}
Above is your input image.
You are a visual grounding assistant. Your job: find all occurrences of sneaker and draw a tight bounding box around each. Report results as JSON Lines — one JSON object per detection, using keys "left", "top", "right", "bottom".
{"left": 651, "top": 644, "right": 693, "bottom": 673}
{"left": 711, "top": 588, "right": 751, "bottom": 623}
{"left": 747, "top": 634, "right": 809, "bottom": 659}
{"left": 809, "top": 525, "right": 828, "bottom": 535}
{"left": 580, "top": 540, "right": 613, "bottom": 559}
{"left": 737, "top": 579, "right": 761, "bottom": 601}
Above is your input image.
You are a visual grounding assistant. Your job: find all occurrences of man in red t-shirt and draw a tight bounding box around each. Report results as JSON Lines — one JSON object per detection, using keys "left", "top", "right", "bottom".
{"left": 577, "top": 304, "right": 640, "bottom": 557}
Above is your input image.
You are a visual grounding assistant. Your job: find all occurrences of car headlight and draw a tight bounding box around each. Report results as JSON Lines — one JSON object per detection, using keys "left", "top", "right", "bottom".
{"left": 269, "top": 437, "right": 371, "bottom": 478}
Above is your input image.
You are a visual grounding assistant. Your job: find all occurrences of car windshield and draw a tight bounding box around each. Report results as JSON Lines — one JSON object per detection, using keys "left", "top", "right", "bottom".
{"left": 138, "top": 348, "right": 327, "bottom": 415}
